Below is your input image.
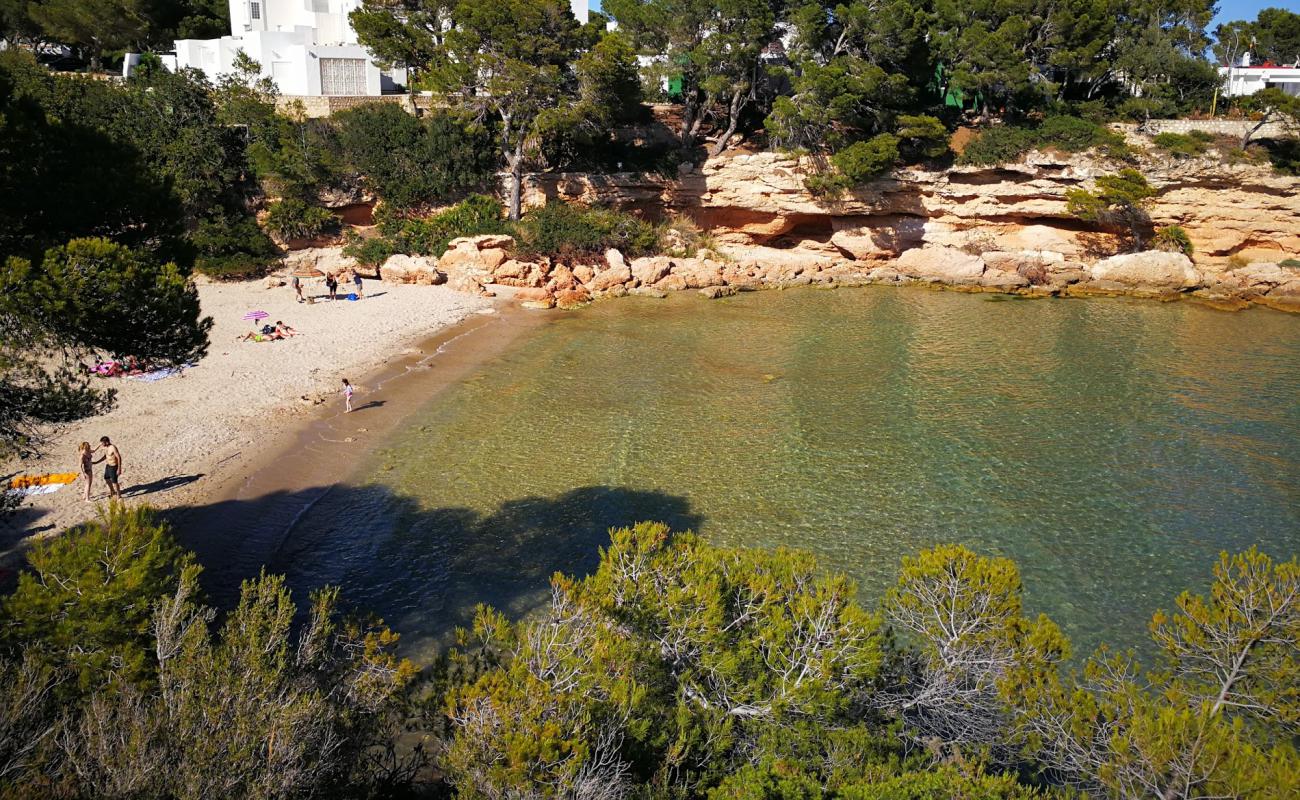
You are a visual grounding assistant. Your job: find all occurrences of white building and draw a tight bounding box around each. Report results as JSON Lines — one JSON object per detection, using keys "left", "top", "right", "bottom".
{"left": 1220, "top": 52, "right": 1300, "bottom": 98}
{"left": 130, "top": 0, "right": 593, "bottom": 96}
{"left": 170, "top": 0, "right": 404, "bottom": 96}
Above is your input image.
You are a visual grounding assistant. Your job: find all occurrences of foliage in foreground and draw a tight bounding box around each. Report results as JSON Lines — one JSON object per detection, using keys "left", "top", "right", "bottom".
{"left": 430, "top": 526, "right": 1298, "bottom": 799}
{"left": 0, "top": 504, "right": 416, "bottom": 799}
{"left": 0, "top": 507, "right": 1295, "bottom": 798}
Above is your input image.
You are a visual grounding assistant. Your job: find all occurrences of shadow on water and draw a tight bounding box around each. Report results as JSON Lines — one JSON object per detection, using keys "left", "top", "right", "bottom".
{"left": 165, "top": 483, "right": 701, "bottom": 656}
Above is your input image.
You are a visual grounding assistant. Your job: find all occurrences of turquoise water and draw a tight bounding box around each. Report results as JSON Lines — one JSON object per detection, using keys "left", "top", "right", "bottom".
{"left": 273, "top": 288, "right": 1300, "bottom": 661}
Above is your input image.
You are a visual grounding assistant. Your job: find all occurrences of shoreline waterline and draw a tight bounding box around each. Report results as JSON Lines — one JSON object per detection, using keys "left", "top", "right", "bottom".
{"left": 166, "top": 300, "right": 550, "bottom": 606}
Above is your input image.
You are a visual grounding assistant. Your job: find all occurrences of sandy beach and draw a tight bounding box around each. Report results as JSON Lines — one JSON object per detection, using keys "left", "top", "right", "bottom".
{"left": 1, "top": 276, "right": 493, "bottom": 556}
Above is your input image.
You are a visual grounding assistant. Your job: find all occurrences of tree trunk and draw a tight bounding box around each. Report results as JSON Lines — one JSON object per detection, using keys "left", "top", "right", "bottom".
{"left": 508, "top": 147, "right": 523, "bottom": 222}
{"left": 680, "top": 89, "right": 701, "bottom": 147}
{"left": 1241, "top": 113, "right": 1272, "bottom": 149}
{"left": 709, "top": 89, "right": 748, "bottom": 157}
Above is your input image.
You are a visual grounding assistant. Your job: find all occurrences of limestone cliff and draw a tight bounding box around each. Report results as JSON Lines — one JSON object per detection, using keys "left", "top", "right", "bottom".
{"left": 520, "top": 150, "right": 1300, "bottom": 266}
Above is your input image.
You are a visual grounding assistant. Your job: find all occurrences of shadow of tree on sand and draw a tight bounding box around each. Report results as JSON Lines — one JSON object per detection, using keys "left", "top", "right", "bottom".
{"left": 165, "top": 484, "right": 701, "bottom": 655}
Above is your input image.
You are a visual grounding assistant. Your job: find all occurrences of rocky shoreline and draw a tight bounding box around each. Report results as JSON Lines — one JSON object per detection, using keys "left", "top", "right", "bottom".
{"left": 286, "top": 148, "right": 1300, "bottom": 313}
{"left": 288, "top": 236, "right": 1300, "bottom": 313}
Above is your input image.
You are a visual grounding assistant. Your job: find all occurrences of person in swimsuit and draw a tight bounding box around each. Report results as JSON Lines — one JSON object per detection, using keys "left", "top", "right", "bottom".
{"left": 78, "top": 441, "right": 99, "bottom": 501}
{"left": 351, "top": 271, "right": 363, "bottom": 299}
{"left": 342, "top": 378, "right": 354, "bottom": 412}
{"left": 326, "top": 274, "right": 338, "bottom": 300}
{"left": 99, "top": 436, "right": 123, "bottom": 498}
{"left": 292, "top": 275, "right": 304, "bottom": 303}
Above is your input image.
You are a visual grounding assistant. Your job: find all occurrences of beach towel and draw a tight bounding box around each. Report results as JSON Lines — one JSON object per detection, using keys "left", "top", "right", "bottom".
{"left": 128, "top": 363, "right": 195, "bottom": 382}
{"left": 6, "top": 473, "right": 78, "bottom": 496}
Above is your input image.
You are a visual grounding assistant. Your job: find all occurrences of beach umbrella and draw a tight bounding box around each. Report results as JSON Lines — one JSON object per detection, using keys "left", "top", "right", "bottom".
{"left": 242, "top": 310, "right": 269, "bottom": 321}
{"left": 291, "top": 267, "right": 325, "bottom": 278}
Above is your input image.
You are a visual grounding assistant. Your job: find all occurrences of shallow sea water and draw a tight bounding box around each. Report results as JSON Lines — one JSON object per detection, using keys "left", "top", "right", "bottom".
{"left": 272, "top": 287, "right": 1300, "bottom": 661}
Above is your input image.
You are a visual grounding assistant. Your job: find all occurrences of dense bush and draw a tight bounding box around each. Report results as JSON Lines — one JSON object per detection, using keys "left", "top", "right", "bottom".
{"left": 957, "top": 125, "right": 1038, "bottom": 166}
{"left": 345, "top": 194, "right": 509, "bottom": 264}
{"left": 1260, "top": 137, "right": 1300, "bottom": 176}
{"left": 512, "top": 201, "right": 660, "bottom": 259}
{"left": 1, "top": 510, "right": 1295, "bottom": 798}
{"left": 1153, "top": 130, "right": 1214, "bottom": 158}
{"left": 334, "top": 103, "right": 497, "bottom": 209}
{"left": 1, "top": 238, "right": 211, "bottom": 365}
{"left": 895, "top": 114, "right": 951, "bottom": 161}
{"left": 0, "top": 505, "right": 189, "bottom": 695}
{"left": 190, "top": 212, "right": 282, "bottom": 279}
{"left": 262, "top": 199, "right": 338, "bottom": 241}
{"left": 958, "top": 117, "right": 1131, "bottom": 166}
{"left": 834, "top": 134, "right": 901, "bottom": 183}
{"left": 1153, "top": 225, "right": 1195, "bottom": 256}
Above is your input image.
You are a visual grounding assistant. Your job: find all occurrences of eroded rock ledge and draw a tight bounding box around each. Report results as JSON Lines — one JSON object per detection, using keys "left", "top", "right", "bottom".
{"left": 286, "top": 149, "right": 1300, "bottom": 312}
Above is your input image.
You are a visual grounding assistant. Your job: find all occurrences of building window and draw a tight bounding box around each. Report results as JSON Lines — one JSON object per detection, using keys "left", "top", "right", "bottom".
{"left": 320, "top": 58, "right": 367, "bottom": 96}
{"left": 250, "top": 2, "right": 260, "bottom": 20}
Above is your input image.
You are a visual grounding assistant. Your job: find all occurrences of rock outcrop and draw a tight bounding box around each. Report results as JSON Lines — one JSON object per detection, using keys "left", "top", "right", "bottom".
{"left": 355, "top": 147, "right": 1300, "bottom": 312}
{"left": 520, "top": 149, "right": 1300, "bottom": 266}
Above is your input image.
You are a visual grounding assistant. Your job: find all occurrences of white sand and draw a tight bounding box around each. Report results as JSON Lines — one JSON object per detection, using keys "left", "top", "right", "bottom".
{"left": 2, "top": 277, "right": 491, "bottom": 545}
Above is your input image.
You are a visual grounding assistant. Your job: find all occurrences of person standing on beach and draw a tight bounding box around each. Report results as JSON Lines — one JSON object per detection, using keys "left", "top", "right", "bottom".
{"left": 326, "top": 273, "right": 338, "bottom": 300}
{"left": 78, "top": 442, "right": 99, "bottom": 501}
{"left": 342, "top": 378, "right": 354, "bottom": 412}
{"left": 99, "top": 436, "right": 123, "bottom": 498}
{"left": 292, "top": 275, "right": 304, "bottom": 303}
{"left": 352, "top": 270, "right": 363, "bottom": 299}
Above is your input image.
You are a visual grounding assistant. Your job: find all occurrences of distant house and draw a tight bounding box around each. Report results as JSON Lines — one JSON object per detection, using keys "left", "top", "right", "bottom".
{"left": 1220, "top": 52, "right": 1300, "bottom": 98}
{"left": 127, "top": 0, "right": 593, "bottom": 97}
{"left": 123, "top": 1, "right": 405, "bottom": 96}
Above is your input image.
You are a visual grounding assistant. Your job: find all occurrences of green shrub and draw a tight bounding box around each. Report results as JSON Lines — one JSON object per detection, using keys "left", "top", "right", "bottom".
{"left": 1260, "top": 137, "right": 1300, "bottom": 176}
{"left": 513, "top": 202, "right": 659, "bottom": 259}
{"left": 832, "top": 134, "right": 901, "bottom": 184}
{"left": 1067, "top": 169, "right": 1158, "bottom": 250}
{"left": 1279, "top": 258, "right": 1300, "bottom": 268}
{"left": 0, "top": 504, "right": 191, "bottom": 695}
{"left": 341, "top": 230, "right": 397, "bottom": 267}
{"left": 895, "top": 114, "right": 950, "bottom": 161}
{"left": 959, "top": 117, "right": 1132, "bottom": 166}
{"left": 334, "top": 103, "right": 496, "bottom": 208}
{"left": 957, "top": 125, "right": 1036, "bottom": 166}
{"left": 1153, "top": 132, "right": 1211, "bottom": 158}
{"left": 262, "top": 199, "right": 338, "bottom": 240}
{"left": 191, "top": 212, "right": 282, "bottom": 279}
{"left": 346, "top": 194, "right": 509, "bottom": 262}
{"left": 1153, "top": 225, "right": 1194, "bottom": 256}
{"left": 1039, "top": 115, "right": 1108, "bottom": 152}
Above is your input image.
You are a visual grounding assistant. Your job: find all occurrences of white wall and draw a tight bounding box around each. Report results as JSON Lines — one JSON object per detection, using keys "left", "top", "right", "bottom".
{"left": 1221, "top": 67, "right": 1300, "bottom": 97}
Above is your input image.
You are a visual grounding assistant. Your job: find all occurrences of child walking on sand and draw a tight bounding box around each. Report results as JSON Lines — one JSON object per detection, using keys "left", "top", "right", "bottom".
{"left": 342, "top": 378, "right": 354, "bottom": 412}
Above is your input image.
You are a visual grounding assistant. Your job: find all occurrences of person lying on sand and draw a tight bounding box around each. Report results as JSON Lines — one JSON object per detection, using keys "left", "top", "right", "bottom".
{"left": 237, "top": 330, "right": 272, "bottom": 343}
{"left": 275, "top": 321, "right": 298, "bottom": 337}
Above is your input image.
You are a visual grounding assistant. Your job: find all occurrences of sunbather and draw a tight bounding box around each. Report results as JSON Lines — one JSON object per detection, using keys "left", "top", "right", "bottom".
{"left": 275, "top": 321, "right": 298, "bottom": 337}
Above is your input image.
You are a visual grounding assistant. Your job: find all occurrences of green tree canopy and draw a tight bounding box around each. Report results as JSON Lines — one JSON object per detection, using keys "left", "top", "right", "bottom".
{"left": 417, "top": 0, "right": 584, "bottom": 219}
{"left": 606, "top": 0, "right": 781, "bottom": 153}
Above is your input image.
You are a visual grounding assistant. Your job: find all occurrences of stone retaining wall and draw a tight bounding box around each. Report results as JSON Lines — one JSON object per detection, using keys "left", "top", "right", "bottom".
{"left": 274, "top": 94, "right": 416, "bottom": 118}
{"left": 1113, "top": 119, "right": 1292, "bottom": 139}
